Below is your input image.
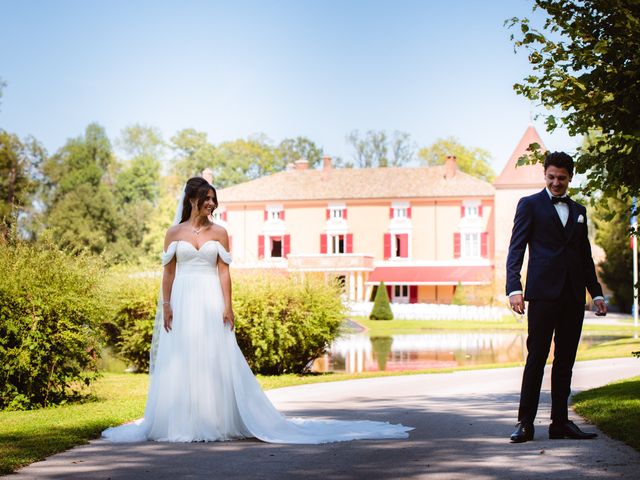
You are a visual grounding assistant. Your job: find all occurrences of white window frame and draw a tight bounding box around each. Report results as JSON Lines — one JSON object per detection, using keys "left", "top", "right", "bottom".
{"left": 461, "top": 231, "right": 481, "bottom": 258}
{"left": 463, "top": 200, "right": 481, "bottom": 218}
{"left": 393, "top": 285, "right": 410, "bottom": 304}
{"left": 265, "top": 204, "right": 284, "bottom": 222}
{"left": 328, "top": 234, "right": 346, "bottom": 254}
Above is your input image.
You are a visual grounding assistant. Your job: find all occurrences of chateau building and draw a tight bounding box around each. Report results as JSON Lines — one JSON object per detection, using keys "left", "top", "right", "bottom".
{"left": 216, "top": 127, "right": 546, "bottom": 304}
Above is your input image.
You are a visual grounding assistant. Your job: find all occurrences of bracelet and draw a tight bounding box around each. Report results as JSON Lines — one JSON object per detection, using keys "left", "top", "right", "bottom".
{"left": 162, "top": 301, "right": 170, "bottom": 305}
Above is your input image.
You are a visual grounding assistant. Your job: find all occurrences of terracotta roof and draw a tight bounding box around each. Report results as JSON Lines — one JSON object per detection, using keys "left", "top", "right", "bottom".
{"left": 494, "top": 125, "right": 546, "bottom": 188}
{"left": 367, "top": 265, "right": 494, "bottom": 285}
{"left": 218, "top": 165, "right": 494, "bottom": 203}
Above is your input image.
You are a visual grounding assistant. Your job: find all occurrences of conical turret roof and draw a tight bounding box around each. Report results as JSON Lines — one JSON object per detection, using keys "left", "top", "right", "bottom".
{"left": 494, "top": 125, "right": 546, "bottom": 188}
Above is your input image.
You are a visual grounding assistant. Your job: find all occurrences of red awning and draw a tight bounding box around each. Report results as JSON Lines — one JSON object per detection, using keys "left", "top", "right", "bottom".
{"left": 366, "top": 265, "right": 493, "bottom": 285}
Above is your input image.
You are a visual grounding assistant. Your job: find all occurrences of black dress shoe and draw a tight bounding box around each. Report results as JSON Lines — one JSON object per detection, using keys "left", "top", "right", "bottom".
{"left": 549, "top": 420, "right": 597, "bottom": 439}
{"left": 510, "top": 422, "right": 534, "bottom": 443}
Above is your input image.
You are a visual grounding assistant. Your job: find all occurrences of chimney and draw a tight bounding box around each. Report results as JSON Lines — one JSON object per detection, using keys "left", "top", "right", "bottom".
{"left": 444, "top": 155, "right": 457, "bottom": 179}
{"left": 322, "top": 155, "right": 332, "bottom": 171}
{"left": 294, "top": 159, "right": 309, "bottom": 170}
{"left": 201, "top": 168, "right": 214, "bottom": 185}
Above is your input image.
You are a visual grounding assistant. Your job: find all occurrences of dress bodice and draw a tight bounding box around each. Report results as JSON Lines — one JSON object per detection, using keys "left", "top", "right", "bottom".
{"left": 162, "top": 240, "right": 232, "bottom": 275}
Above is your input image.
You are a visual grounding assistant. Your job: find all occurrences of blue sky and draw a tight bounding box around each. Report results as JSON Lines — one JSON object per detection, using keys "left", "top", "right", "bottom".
{"left": 0, "top": 0, "right": 577, "bottom": 172}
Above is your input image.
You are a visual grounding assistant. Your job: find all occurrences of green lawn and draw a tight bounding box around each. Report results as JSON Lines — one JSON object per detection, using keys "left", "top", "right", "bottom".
{"left": 352, "top": 316, "right": 640, "bottom": 336}
{"left": 574, "top": 376, "right": 640, "bottom": 452}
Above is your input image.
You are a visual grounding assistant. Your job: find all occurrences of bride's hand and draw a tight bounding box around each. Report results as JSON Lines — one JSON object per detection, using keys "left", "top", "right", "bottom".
{"left": 163, "top": 304, "right": 173, "bottom": 332}
{"left": 223, "top": 308, "right": 235, "bottom": 331}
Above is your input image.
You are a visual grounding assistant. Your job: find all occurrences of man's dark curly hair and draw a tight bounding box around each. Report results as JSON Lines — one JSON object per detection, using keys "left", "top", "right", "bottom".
{"left": 543, "top": 151, "right": 574, "bottom": 176}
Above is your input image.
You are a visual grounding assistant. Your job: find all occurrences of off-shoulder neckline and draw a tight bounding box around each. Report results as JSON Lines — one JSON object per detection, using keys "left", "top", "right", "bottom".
{"left": 163, "top": 239, "right": 229, "bottom": 254}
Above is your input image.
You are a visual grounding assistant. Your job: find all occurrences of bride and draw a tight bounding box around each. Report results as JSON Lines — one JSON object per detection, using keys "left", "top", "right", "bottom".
{"left": 102, "top": 177, "right": 413, "bottom": 444}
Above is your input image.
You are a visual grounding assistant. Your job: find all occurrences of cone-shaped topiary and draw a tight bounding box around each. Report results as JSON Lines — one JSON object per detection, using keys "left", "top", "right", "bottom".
{"left": 369, "top": 281, "right": 394, "bottom": 320}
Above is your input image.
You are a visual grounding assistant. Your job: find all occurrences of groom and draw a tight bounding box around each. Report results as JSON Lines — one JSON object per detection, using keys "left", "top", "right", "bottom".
{"left": 506, "top": 151, "right": 607, "bottom": 443}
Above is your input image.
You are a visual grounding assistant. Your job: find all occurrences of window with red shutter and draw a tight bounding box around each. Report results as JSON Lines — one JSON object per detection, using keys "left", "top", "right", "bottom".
{"left": 389, "top": 207, "right": 394, "bottom": 219}
{"left": 407, "top": 207, "right": 411, "bottom": 219}
{"left": 346, "top": 233, "right": 353, "bottom": 253}
{"left": 263, "top": 210, "right": 268, "bottom": 221}
{"left": 320, "top": 234, "right": 327, "bottom": 254}
{"left": 343, "top": 208, "right": 348, "bottom": 220}
{"left": 284, "top": 234, "right": 290, "bottom": 258}
{"left": 326, "top": 209, "right": 330, "bottom": 220}
{"left": 398, "top": 234, "right": 409, "bottom": 258}
{"left": 460, "top": 205, "right": 465, "bottom": 217}
{"left": 478, "top": 205, "right": 483, "bottom": 217}
{"left": 454, "top": 233, "right": 461, "bottom": 258}
{"left": 258, "top": 235, "right": 265, "bottom": 259}
{"left": 481, "top": 232, "right": 488, "bottom": 257}
{"left": 281, "top": 210, "right": 285, "bottom": 221}
{"left": 409, "top": 285, "right": 418, "bottom": 304}
{"left": 384, "top": 233, "right": 391, "bottom": 259}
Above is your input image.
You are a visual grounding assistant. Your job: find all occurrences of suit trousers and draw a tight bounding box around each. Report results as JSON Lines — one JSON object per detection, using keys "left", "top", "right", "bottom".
{"left": 518, "top": 279, "right": 585, "bottom": 424}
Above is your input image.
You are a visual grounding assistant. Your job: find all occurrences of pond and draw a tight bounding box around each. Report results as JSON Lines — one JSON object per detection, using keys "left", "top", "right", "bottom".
{"left": 311, "top": 332, "right": 629, "bottom": 373}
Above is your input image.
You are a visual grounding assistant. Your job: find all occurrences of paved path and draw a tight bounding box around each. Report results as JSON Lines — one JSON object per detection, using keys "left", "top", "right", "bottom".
{"left": 7, "top": 358, "right": 640, "bottom": 480}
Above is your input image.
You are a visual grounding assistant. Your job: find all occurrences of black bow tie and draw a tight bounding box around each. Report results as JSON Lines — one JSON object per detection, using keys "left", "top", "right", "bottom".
{"left": 551, "top": 196, "right": 569, "bottom": 205}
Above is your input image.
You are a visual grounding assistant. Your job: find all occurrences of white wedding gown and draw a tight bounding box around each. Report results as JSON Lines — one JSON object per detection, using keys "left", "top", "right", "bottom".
{"left": 102, "top": 240, "right": 413, "bottom": 444}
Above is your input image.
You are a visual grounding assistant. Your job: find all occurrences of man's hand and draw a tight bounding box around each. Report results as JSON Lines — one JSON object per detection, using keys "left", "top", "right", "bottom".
{"left": 510, "top": 293, "right": 525, "bottom": 315}
{"left": 594, "top": 298, "right": 607, "bottom": 316}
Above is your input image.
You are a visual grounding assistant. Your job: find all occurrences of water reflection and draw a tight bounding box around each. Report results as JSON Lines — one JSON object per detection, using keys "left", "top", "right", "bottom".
{"left": 312, "top": 332, "right": 627, "bottom": 373}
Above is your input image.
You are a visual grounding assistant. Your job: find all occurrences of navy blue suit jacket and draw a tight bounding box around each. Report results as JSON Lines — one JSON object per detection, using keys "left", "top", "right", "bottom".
{"left": 506, "top": 189, "right": 603, "bottom": 302}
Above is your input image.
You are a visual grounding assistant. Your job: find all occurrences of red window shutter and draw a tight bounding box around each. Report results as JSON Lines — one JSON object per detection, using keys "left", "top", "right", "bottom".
{"left": 326, "top": 209, "right": 330, "bottom": 220}
{"left": 284, "top": 234, "right": 290, "bottom": 258}
{"left": 386, "top": 285, "right": 392, "bottom": 300}
{"left": 478, "top": 205, "right": 483, "bottom": 217}
{"left": 384, "top": 233, "right": 391, "bottom": 259}
{"left": 389, "top": 207, "right": 394, "bottom": 219}
{"left": 460, "top": 205, "right": 465, "bottom": 217}
{"left": 320, "top": 234, "right": 327, "bottom": 254}
{"left": 399, "top": 234, "right": 409, "bottom": 258}
{"left": 481, "top": 232, "right": 488, "bottom": 257}
{"left": 346, "top": 233, "right": 353, "bottom": 253}
{"left": 343, "top": 208, "right": 348, "bottom": 220}
{"left": 258, "top": 235, "right": 264, "bottom": 259}
{"left": 409, "top": 285, "right": 418, "bottom": 304}
{"left": 264, "top": 210, "right": 268, "bottom": 221}
{"left": 281, "top": 210, "right": 285, "bottom": 221}
{"left": 407, "top": 206, "right": 412, "bottom": 219}
{"left": 454, "top": 233, "right": 461, "bottom": 258}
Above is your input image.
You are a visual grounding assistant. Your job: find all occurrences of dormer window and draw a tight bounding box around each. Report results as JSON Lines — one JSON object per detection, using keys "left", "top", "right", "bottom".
{"left": 212, "top": 210, "right": 227, "bottom": 222}
{"left": 264, "top": 205, "right": 285, "bottom": 221}
{"left": 461, "top": 201, "right": 482, "bottom": 218}
{"left": 390, "top": 201, "right": 411, "bottom": 219}
{"left": 326, "top": 204, "right": 347, "bottom": 220}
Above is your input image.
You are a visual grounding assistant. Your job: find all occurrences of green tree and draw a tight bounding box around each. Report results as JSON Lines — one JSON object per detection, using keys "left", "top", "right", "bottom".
{"left": 170, "top": 128, "right": 218, "bottom": 180}
{"left": 42, "top": 123, "right": 120, "bottom": 255}
{"left": 0, "top": 130, "right": 46, "bottom": 231}
{"left": 418, "top": 137, "right": 495, "bottom": 182}
{"left": 215, "top": 134, "right": 283, "bottom": 187}
{"left": 346, "top": 130, "right": 415, "bottom": 168}
{"left": 507, "top": 0, "right": 640, "bottom": 203}
{"left": 277, "top": 136, "right": 324, "bottom": 168}
{"left": 369, "top": 281, "right": 394, "bottom": 320}
{"left": 593, "top": 194, "right": 634, "bottom": 312}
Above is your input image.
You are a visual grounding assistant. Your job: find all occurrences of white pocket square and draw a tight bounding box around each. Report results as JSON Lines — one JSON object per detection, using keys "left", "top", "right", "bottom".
{"left": 577, "top": 214, "right": 585, "bottom": 223}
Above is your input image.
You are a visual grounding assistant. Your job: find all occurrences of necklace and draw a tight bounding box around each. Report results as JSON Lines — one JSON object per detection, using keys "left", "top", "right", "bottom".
{"left": 190, "top": 222, "right": 208, "bottom": 236}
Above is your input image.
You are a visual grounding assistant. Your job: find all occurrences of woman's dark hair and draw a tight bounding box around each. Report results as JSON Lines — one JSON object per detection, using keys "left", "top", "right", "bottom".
{"left": 180, "top": 177, "right": 217, "bottom": 223}
{"left": 544, "top": 151, "right": 574, "bottom": 176}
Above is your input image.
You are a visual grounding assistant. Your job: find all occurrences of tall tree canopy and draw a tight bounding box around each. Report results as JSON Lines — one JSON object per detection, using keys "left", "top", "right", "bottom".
{"left": 42, "top": 123, "right": 120, "bottom": 256}
{"left": 418, "top": 137, "right": 495, "bottom": 182}
{"left": 593, "top": 194, "right": 634, "bottom": 312}
{"left": 170, "top": 128, "right": 218, "bottom": 180}
{"left": 0, "top": 130, "right": 45, "bottom": 231}
{"left": 215, "top": 134, "right": 283, "bottom": 188}
{"left": 508, "top": 0, "right": 640, "bottom": 204}
{"left": 277, "top": 136, "right": 324, "bottom": 169}
{"left": 346, "top": 130, "right": 415, "bottom": 168}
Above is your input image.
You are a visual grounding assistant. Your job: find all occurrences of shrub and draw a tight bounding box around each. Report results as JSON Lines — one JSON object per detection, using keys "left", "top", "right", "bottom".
{"left": 101, "top": 271, "right": 159, "bottom": 372}
{"left": 0, "top": 234, "right": 108, "bottom": 410}
{"left": 233, "top": 274, "right": 345, "bottom": 375}
{"left": 369, "top": 281, "right": 393, "bottom": 320}
{"left": 103, "top": 271, "right": 345, "bottom": 375}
